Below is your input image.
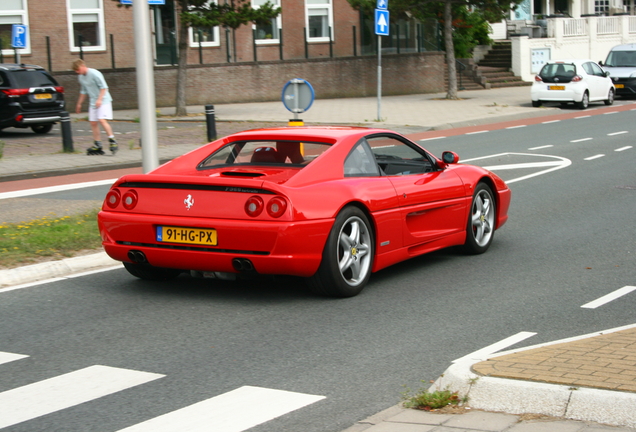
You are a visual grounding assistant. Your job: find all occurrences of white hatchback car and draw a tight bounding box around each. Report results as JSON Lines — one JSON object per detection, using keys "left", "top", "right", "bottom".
{"left": 531, "top": 59, "right": 615, "bottom": 109}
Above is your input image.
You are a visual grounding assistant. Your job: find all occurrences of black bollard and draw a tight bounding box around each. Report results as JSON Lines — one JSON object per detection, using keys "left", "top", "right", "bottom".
{"left": 205, "top": 104, "right": 217, "bottom": 142}
{"left": 60, "top": 111, "right": 74, "bottom": 153}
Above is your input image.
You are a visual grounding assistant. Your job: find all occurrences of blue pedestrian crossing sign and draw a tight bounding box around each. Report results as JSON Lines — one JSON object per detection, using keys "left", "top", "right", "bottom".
{"left": 12, "top": 25, "right": 27, "bottom": 49}
{"left": 375, "top": 9, "right": 389, "bottom": 36}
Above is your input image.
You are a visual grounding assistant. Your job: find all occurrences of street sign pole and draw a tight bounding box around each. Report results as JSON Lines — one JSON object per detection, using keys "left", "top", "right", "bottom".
{"left": 374, "top": 3, "right": 388, "bottom": 122}
{"left": 377, "top": 35, "right": 382, "bottom": 122}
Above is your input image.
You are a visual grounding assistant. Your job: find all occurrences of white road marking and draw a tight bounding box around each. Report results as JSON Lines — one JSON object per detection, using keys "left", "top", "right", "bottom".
{"left": 571, "top": 137, "right": 593, "bottom": 143}
{"left": 608, "top": 131, "right": 628, "bottom": 136}
{"left": 528, "top": 145, "right": 553, "bottom": 150}
{"left": 616, "top": 146, "right": 633, "bottom": 152}
{"left": 452, "top": 332, "right": 536, "bottom": 363}
{"left": 0, "top": 266, "right": 122, "bottom": 293}
{"left": 466, "top": 130, "right": 488, "bottom": 135}
{"left": 603, "top": 111, "right": 618, "bottom": 115}
{"left": 506, "top": 125, "right": 527, "bottom": 129}
{"left": 0, "top": 351, "right": 28, "bottom": 366}
{"left": 0, "top": 365, "right": 164, "bottom": 429}
{"left": 575, "top": 115, "right": 591, "bottom": 119}
{"left": 419, "top": 136, "right": 446, "bottom": 141}
{"left": 463, "top": 152, "right": 572, "bottom": 184}
{"left": 0, "top": 179, "right": 117, "bottom": 200}
{"left": 581, "top": 286, "right": 636, "bottom": 309}
{"left": 584, "top": 154, "right": 605, "bottom": 160}
{"left": 116, "top": 386, "right": 325, "bottom": 432}
{"left": 542, "top": 120, "right": 560, "bottom": 124}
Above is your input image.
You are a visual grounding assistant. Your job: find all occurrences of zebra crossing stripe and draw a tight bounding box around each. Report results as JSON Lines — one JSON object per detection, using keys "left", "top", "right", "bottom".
{"left": 0, "top": 365, "right": 164, "bottom": 429}
{"left": 116, "top": 385, "right": 326, "bottom": 432}
{"left": 0, "top": 351, "right": 28, "bottom": 366}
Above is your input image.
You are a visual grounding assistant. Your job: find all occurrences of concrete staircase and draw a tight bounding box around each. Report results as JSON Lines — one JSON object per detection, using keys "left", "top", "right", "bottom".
{"left": 476, "top": 41, "right": 530, "bottom": 88}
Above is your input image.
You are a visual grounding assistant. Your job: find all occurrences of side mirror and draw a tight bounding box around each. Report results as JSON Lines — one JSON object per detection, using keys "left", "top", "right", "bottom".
{"left": 605, "top": 70, "right": 611, "bottom": 77}
{"left": 599, "top": 60, "right": 604, "bottom": 66}
{"left": 438, "top": 151, "right": 460, "bottom": 168}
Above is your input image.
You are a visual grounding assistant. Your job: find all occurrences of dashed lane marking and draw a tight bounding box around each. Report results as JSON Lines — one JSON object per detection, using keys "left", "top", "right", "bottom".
{"left": 616, "top": 146, "right": 633, "bottom": 152}
{"left": 608, "top": 131, "right": 628, "bottom": 136}
{"left": 528, "top": 145, "right": 553, "bottom": 150}
{"left": 0, "top": 365, "right": 165, "bottom": 429}
{"left": 571, "top": 137, "right": 593, "bottom": 143}
{"left": 581, "top": 286, "right": 636, "bottom": 309}
{"left": 584, "top": 154, "right": 605, "bottom": 160}
{"left": 0, "top": 351, "right": 28, "bottom": 366}
{"left": 115, "top": 386, "right": 325, "bottom": 432}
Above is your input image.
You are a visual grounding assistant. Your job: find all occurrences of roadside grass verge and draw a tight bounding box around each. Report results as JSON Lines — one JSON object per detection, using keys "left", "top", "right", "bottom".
{"left": 0, "top": 209, "right": 102, "bottom": 269}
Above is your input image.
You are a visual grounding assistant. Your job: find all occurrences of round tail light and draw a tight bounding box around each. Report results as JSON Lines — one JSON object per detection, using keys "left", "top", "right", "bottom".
{"left": 245, "top": 196, "right": 264, "bottom": 217}
{"left": 267, "top": 196, "right": 287, "bottom": 218}
{"left": 105, "top": 188, "right": 121, "bottom": 209}
{"left": 122, "top": 190, "right": 138, "bottom": 210}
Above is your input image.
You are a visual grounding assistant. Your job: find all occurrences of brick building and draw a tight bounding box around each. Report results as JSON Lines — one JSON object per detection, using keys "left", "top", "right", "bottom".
{"left": 0, "top": 0, "right": 444, "bottom": 108}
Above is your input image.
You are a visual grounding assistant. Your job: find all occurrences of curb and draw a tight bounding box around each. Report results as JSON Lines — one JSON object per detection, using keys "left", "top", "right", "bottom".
{"left": 0, "top": 252, "right": 119, "bottom": 289}
{"left": 431, "top": 325, "right": 636, "bottom": 428}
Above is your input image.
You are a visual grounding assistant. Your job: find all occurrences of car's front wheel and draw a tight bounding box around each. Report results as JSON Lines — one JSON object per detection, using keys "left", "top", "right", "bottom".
{"left": 604, "top": 88, "right": 615, "bottom": 105}
{"left": 532, "top": 100, "right": 541, "bottom": 107}
{"left": 123, "top": 262, "right": 181, "bottom": 281}
{"left": 462, "top": 183, "right": 496, "bottom": 255}
{"left": 577, "top": 91, "right": 589, "bottom": 109}
{"left": 31, "top": 124, "right": 53, "bottom": 134}
{"left": 307, "top": 206, "right": 374, "bottom": 297}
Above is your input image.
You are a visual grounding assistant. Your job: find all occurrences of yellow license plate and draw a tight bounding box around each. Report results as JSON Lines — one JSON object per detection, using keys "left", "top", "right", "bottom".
{"left": 615, "top": 84, "right": 624, "bottom": 88}
{"left": 548, "top": 85, "right": 565, "bottom": 90}
{"left": 156, "top": 226, "right": 217, "bottom": 245}
{"left": 34, "top": 93, "right": 52, "bottom": 99}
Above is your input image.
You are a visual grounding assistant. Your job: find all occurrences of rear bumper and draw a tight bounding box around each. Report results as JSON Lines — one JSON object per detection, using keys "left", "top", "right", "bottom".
{"left": 98, "top": 211, "right": 333, "bottom": 277}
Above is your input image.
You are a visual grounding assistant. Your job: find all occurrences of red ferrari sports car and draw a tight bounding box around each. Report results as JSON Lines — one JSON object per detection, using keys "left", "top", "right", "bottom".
{"left": 98, "top": 127, "right": 511, "bottom": 297}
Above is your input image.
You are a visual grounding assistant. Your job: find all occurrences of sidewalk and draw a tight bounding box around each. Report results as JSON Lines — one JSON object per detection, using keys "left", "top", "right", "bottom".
{"left": 2, "top": 86, "right": 636, "bottom": 431}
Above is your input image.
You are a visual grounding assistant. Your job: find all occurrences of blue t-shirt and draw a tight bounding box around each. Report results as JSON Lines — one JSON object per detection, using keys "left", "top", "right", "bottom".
{"left": 78, "top": 68, "right": 113, "bottom": 108}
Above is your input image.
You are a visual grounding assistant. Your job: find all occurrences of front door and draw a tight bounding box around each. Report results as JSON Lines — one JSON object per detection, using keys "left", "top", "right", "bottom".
{"left": 153, "top": 1, "right": 177, "bottom": 65}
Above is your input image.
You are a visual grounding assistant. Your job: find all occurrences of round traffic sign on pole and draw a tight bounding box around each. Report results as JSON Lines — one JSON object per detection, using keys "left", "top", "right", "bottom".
{"left": 281, "top": 79, "right": 315, "bottom": 120}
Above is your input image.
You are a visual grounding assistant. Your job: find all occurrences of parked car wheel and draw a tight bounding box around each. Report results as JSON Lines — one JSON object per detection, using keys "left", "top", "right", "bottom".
{"left": 31, "top": 124, "right": 53, "bottom": 134}
{"left": 532, "top": 101, "right": 541, "bottom": 107}
{"left": 604, "top": 88, "right": 615, "bottom": 105}
{"left": 308, "top": 206, "right": 374, "bottom": 297}
{"left": 123, "top": 262, "right": 181, "bottom": 281}
{"left": 462, "top": 183, "right": 496, "bottom": 255}
{"left": 577, "top": 91, "right": 590, "bottom": 109}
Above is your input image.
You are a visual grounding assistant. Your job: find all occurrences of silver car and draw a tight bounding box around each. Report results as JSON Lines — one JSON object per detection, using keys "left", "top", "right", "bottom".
{"left": 531, "top": 59, "right": 615, "bottom": 109}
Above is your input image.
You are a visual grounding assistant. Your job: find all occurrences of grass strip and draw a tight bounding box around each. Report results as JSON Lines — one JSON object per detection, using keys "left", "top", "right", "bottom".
{"left": 0, "top": 209, "right": 102, "bottom": 269}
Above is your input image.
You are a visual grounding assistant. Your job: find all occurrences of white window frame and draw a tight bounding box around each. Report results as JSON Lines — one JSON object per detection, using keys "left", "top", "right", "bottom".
{"left": 252, "top": 0, "right": 281, "bottom": 45}
{"left": 0, "top": 0, "right": 31, "bottom": 56}
{"left": 305, "top": 0, "right": 333, "bottom": 42}
{"left": 188, "top": 0, "right": 220, "bottom": 47}
{"left": 66, "top": 0, "right": 106, "bottom": 52}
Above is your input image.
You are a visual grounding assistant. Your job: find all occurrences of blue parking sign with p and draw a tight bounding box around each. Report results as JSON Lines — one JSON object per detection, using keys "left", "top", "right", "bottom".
{"left": 12, "top": 24, "right": 27, "bottom": 49}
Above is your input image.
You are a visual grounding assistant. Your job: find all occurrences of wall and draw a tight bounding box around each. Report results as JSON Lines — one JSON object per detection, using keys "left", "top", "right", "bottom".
{"left": 512, "top": 15, "right": 636, "bottom": 81}
{"left": 54, "top": 52, "right": 445, "bottom": 109}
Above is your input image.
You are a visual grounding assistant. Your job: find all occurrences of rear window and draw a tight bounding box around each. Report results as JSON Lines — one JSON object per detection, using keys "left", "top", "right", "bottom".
{"left": 5, "top": 70, "right": 59, "bottom": 88}
{"left": 540, "top": 63, "right": 577, "bottom": 79}
{"left": 197, "top": 140, "right": 331, "bottom": 169}
{"left": 605, "top": 51, "right": 636, "bottom": 67}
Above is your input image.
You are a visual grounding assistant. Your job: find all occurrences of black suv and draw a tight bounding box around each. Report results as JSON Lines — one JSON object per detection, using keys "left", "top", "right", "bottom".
{"left": 0, "top": 64, "right": 65, "bottom": 134}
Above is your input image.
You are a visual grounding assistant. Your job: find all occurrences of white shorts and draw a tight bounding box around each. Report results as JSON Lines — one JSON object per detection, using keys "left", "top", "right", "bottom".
{"left": 89, "top": 102, "right": 113, "bottom": 122}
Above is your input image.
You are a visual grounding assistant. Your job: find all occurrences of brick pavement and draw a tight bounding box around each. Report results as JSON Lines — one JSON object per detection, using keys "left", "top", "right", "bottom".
{"left": 473, "top": 327, "right": 636, "bottom": 393}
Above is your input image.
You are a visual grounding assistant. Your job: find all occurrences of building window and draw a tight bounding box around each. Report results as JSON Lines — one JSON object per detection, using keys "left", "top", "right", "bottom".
{"left": 306, "top": 0, "right": 332, "bottom": 41}
{"left": 252, "top": 0, "right": 280, "bottom": 44}
{"left": 594, "top": 0, "right": 609, "bottom": 14}
{"left": 188, "top": 0, "right": 220, "bottom": 47}
{"left": 67, "top": 0, "right": 106, "bottom": 51}
{"left": 0, "top": 0, "right": 30, "bottom": 55}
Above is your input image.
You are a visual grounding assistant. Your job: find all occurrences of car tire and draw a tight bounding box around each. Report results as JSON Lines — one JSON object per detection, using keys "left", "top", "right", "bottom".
{"left": 31, "top": 124, "right": 53, "bottom": 134}
{"left": 604, "top": 88, "right": 615, "bottom": 106}
{"left": 123, "top": 262, "right": 181, "bottom": 281}
{"left": 577, "top": 91, "right": 589, "bottom": 109}
{"left": 532, "top": 101, "right": 541, "bottom": 107}
{"left": 307, "top": 206, "right": 374, "bottom": 298}
{"left": 462, "top": 183, "right": 496, "bottom": 255}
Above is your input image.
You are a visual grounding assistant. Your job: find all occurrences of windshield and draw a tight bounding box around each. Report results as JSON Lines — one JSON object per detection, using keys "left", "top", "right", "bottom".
{"left": 198, "top": 140, "right": 331, "bottom": 169}
{"left": 605, "top": 51, "right": 636, "bottom": 67}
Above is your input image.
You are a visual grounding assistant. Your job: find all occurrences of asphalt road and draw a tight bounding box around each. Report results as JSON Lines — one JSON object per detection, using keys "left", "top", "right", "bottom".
{"left": 1, "top": 110, "right": 635, "bottom": 432}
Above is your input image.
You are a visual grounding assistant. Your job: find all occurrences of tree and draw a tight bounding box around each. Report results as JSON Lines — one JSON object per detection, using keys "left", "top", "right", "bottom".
{"left": 347, "top": 0, "right": 520, "bottom": 99}
{"left": 115, "top": 0, "right": 280, "bottom": 116}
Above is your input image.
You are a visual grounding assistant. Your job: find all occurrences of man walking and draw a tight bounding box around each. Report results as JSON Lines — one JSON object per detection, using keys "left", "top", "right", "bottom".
{"left": 72, "top": 59, "right": 118, "bottom": 155}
